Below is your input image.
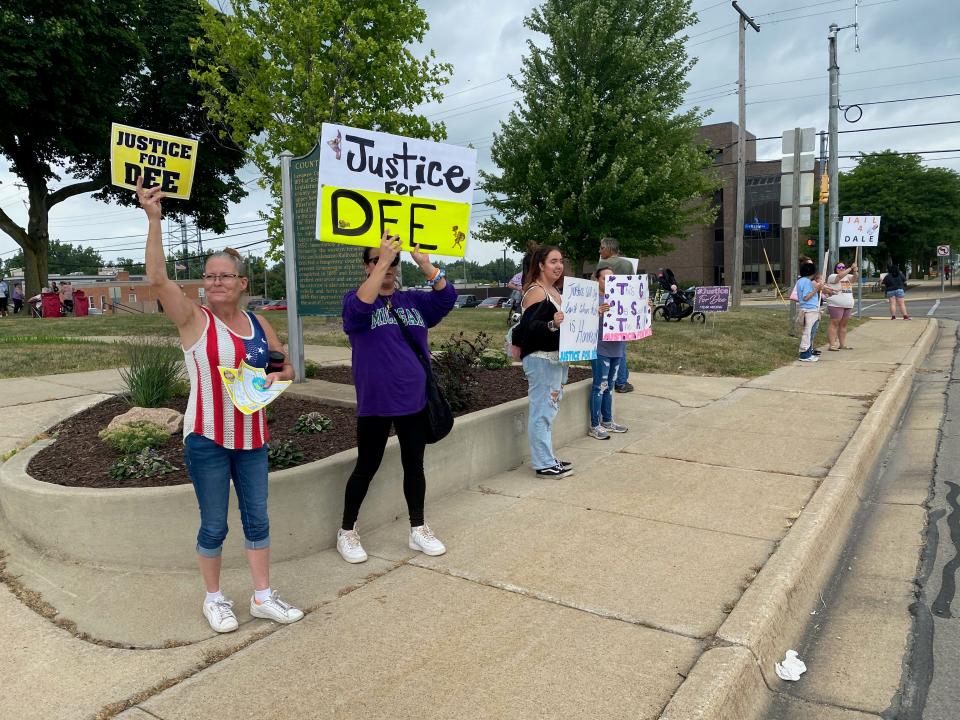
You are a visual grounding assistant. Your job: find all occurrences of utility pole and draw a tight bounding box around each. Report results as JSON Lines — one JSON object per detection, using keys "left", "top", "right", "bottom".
{"left": 818, "top": 131, "right": 827, "bottom": 266}
{"left": 732, "top": 1, "right": 760, "bottom": 308}
{"left": 828, "top": 22, "right": 857, "bottom": 263}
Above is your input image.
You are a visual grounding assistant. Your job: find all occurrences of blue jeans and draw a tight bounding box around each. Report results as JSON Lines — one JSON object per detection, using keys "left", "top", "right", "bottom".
{"left": 615, "top": 355, "right": 629, "bottom": 387}
{"left": 522, "top": 355, "right": 568, "bottom": 470}
{"left": 183, "top": 433, "right": 271, "bottom": 557}
{"left": 590, "top": 356, "right": 621, "bottom": 427}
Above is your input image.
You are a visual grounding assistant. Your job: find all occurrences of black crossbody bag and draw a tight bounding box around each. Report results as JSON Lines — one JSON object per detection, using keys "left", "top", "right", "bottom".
{"left": 388, "top": 304, "right": 454, "bottom": 443}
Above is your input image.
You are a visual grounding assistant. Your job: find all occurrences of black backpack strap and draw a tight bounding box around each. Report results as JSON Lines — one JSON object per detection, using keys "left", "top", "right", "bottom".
{"left": 388, "top": 303, "right": 432, "bottom": 377}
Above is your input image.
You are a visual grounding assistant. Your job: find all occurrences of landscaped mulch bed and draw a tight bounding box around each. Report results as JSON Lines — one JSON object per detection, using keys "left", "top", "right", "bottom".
{"left": 28, "top": 365, "right": 590, "bottom": 490}
{"left": 310, "top": 365, "right": 591, "bottom": 416}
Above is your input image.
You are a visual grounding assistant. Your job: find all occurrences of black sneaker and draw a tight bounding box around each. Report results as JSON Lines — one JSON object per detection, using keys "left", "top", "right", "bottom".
{"left": 536, "top": 464, "right": 574, "bottom": 479}
{"left": 557, "top": 460, "right": 573, "bottom": 470}
{"left": 812, "top": 350, "right": 822, "bottom": 356}
{"left": 614, "top": 382, "right": 634, "bottom": 393}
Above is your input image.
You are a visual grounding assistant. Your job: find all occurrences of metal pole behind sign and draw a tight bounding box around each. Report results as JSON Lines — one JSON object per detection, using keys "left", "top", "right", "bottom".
{"left": 280, "top": 151, "right": 306, "bottom": 383}
{"left": 856, "top": 244, "right": 862, "bottom": 318}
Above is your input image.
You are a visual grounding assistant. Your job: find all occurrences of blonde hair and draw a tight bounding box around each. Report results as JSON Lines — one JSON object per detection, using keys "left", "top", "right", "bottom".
{"left": 206, "top": 247, "right": 246, "bottom": 276}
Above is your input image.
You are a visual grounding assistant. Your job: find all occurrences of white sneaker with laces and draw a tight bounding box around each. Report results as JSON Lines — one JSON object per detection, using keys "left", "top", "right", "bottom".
{"left": 337, "top": 526, "right": 368, "bottom": 563}
{"left": 588, "top": 425, "right": 611, "bottom": 440}
{"left": 203, "top": 597, "right": 238, "bottom": 633}
{"left": 249, "top": 591, "right": 304, "bottom": 624}
{"left": 409, "top": 524, "right": 446, "bottom": 556}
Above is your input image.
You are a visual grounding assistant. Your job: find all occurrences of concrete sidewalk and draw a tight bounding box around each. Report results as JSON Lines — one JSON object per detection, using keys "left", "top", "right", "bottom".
{"left": 0, "top": 319, "right": 935, "bottom": 720}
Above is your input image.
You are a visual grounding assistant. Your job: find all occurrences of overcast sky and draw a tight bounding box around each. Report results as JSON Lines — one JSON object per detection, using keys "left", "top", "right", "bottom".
{"left": 1, "top": 0, "right": 956, "bottom": 270}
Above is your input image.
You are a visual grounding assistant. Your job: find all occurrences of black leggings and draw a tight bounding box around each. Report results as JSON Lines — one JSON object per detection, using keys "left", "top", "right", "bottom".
{"left": 341, "top": 409, "right": 429, "bottom": 530}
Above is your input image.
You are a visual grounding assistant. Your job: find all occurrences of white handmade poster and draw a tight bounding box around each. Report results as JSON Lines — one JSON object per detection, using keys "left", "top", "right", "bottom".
{"left": 602, "top": 274, "right": 651, "bottom": 341}
{"left": 558, "top": 277, "right": 600, "bottom": 362}
{"left": 839, "top": 215, "right": 881, "bottom": 247}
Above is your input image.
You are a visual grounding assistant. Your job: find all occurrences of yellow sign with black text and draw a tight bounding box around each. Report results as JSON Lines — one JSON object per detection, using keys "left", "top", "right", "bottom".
{"left": 317, "top": 124, "right": 477, "bottom": 257}
{"left": 110, "top": 123, "right": 199, "bottom": 200}
{"left": 319, "top": 185, "right": 471, "bottom": 256}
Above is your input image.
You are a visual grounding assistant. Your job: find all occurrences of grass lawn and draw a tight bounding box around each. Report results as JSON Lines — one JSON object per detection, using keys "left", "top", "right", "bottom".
{"left": 1, "top": 338, "right": 134, "bottom": 378}
{"left": 0, "top": 305, "right": 864, "bottom": 379}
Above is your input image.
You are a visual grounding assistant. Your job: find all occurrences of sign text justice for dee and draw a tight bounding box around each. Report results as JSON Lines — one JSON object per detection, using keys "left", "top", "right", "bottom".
{"left": 110, "top": 123, "right": 199, "bottom": 200}
{"left": 316, "top": 124, "right": 477, "bottom": 257}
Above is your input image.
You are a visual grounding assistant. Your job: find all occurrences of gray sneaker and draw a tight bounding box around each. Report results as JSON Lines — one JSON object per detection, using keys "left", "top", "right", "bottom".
{"left": 601, "top": 421, "right": 628, "bottom": 433}
{"left": 588, "top": 425, "right": 611, "bottom": 440}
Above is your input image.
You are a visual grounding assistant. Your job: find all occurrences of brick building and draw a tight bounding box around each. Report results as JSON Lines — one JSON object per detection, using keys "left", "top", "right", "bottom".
{"left": 635, "top": 121, "right": 816, "bottom": 288}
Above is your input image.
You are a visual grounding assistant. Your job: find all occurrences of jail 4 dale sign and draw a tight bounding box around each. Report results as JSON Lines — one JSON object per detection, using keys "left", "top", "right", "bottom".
{"left": 316, "top": 124, "right": 477, "bottom": 257}
{"left": 839, "top": 215, "right": 881, "bottom": 247}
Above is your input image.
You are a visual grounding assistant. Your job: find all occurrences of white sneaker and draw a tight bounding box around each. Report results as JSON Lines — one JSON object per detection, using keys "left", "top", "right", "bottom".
{"left": 798, "top": 355, "right": 820, "bottom": 363}
{"left": 409, "top": 524, "right": 446, "bottom": 556}
{"left": 249, "top": 591, "right": 304, "bottom": 624}
{"left": 202, "top": 597, "right": 238, "bottom": 633}
{"left": 337, "top": 526, "right": 368, "bottom": 563}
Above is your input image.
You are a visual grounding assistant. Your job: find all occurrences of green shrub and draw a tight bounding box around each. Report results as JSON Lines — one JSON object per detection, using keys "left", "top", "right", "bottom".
{"left": 304, "top": 360, "right": 322, "bottom": 378}
{"left": 120, "top": 340, "right": 184, "bottom": 408}
{"left": 268, "top": 440, "right": 304, "bottom": 470}
{"left": 476, "top": 350, "right": 511, "bottom": 370}
{"left": 99, "top": 421, "right": 172, "bottom": 455}
{"left": 293, "top": 412, "right": 333, "bottom": 434}
{"left": 109, "top": 448, "right": 176, "bottom": 481}
{"left": 432, "top": 331, "right": 489, "bottom": 411}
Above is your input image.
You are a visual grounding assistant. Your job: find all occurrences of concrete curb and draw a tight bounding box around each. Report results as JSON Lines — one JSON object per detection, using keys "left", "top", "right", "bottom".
{"left": 658, "top": 319, "right": 939, "bottom": 720}
{"left": 0, "top": 381, "right": 591, "bottom": 571}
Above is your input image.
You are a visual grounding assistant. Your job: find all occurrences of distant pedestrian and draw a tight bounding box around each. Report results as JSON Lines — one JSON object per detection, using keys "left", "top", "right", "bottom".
{"left": 588, "top": 267, "right": 629, "bottom": 440}
{"left": 137, "top": 178, "right": 304, "bottom": 634}
{"left": 0, "top": 279, "right": 7, "bottom": 317}
{"left": 825, "top": 262, "right": 857, "bottom": 351}
{"left": 11, "top": 284, "right": 22, "bottom": 314}
{"left": 596, "top": 237, "right": 634, "bottom": 393}
{"left": 882, "top": 264, "right": 910, "bottom": 320}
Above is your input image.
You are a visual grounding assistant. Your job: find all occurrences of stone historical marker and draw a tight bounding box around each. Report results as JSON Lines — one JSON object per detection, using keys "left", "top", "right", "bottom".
{"left": 288, "top": 144, "right": 363, "bottom": 316}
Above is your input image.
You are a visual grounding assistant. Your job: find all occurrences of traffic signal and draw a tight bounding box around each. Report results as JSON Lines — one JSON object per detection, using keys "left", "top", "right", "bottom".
{"left": 806, "top": 238, "right": 814, "bottom": 247}
{"left": 819, "top": 174, "right": 829, "bottom": 203}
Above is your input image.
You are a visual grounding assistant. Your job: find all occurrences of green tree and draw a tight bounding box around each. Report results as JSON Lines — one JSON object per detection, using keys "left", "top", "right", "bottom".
{"left": 191, "top": 0, "right": 452, "bottom": 252}
{"left": 4, "top": 241, "right": 104, "bottom": 276}
{"left": 837, "top": 152, "right": 960, "bottom": 273}
{"left": 0, "top": 0, "right": 249, "bottom": 296}
{"left": 477, "top": 0, "right": 719, "bottom": 271}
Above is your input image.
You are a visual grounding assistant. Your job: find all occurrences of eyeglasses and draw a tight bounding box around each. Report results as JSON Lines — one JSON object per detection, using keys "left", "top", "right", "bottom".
{"left": 836, "top": 265, "right": 846, "bottom": 270}
{"left": 201, "top": 273, "right": 241, "bottom": 282}
{"left": 366, "top": 255, "right": 401, "bottom": 267}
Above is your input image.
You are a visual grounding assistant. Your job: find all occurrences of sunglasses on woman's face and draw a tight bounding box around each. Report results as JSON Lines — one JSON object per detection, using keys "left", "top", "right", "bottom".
{"left": 367, "top": 255, "right": 400, "bottom": 267}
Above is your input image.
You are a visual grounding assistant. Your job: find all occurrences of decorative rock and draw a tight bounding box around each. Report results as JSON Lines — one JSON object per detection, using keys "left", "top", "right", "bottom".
{"left": 106, "top": 407, "right": 183, "bottom": 435}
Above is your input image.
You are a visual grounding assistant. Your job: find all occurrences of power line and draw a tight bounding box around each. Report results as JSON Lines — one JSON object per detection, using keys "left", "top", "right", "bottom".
{"left": 748, "top": 73, "right": 960, "bottom": 105}
{"left": 847, "top": 92, "right": 960, "bottom": 107}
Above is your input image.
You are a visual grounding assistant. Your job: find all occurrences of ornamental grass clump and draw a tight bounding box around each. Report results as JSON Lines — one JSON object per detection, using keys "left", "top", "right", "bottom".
{"left": 120, "top": 340, "right": 184, "bottom": 408}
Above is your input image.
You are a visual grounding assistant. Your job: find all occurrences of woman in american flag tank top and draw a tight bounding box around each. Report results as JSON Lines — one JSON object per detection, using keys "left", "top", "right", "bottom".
{"left": 138, "top": 180, "right": 303, "bottom": 633}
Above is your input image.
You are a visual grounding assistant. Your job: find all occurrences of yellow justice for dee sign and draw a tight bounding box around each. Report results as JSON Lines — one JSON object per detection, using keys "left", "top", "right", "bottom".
{"left": 317, "top": 123, "right": 477, "bottom": 257}
{"left": 110, "top": 123, "right": 199, "bottom": 200}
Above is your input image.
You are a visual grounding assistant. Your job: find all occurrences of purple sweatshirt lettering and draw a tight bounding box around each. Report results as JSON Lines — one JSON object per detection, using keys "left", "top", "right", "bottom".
{"left": 342, "top": 283, "right": 457, "bottom": 416}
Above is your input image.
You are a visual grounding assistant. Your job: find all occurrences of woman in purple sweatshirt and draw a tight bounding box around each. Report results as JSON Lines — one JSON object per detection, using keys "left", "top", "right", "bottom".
{"left": 337, "top": 232, "right": 457, "bottom": 564}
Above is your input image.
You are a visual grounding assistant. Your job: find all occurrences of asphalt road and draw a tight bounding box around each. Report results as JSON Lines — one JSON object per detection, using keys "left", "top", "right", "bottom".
{"left": 855, "top": 294, "right": 960, "bottom": 322}
{"left": 900, "top": 321, "right": 960, "bottom": 720}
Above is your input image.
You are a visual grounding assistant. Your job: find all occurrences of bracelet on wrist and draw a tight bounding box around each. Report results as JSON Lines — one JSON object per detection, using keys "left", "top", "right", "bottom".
{"left": 426, "top": 268, "right": 446, "bottom": 287}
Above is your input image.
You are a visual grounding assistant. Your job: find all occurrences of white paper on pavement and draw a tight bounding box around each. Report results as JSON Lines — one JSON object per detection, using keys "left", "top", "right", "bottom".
{"left": 774, "top": 650, "right": 807, "bottom": 681}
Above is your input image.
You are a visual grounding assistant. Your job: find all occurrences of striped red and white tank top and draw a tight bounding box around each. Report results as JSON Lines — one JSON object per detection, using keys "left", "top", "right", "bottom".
{"left": 183, "top": 306, "right": 270, "bottom": 449}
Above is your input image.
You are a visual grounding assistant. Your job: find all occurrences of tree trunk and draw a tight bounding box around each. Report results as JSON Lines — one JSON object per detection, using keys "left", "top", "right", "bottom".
{"left": 23, "top": 178, "right": 51, "bottom": 298}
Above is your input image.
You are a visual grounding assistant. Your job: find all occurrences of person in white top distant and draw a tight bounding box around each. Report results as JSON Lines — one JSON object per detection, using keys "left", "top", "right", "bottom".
{"left": 825, "top": 261, "right": 858, "bottom": 351}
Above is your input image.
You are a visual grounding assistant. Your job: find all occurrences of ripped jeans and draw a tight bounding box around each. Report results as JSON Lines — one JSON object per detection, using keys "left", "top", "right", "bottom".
{"left": 590, "top": 355, "right": 622, "bottom": 427}
{"left": 522, "top": 353, "right": 569, "bottom": 470}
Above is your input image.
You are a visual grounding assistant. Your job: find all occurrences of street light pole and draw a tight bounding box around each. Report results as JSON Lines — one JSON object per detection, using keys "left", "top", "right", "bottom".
{"left": 731, "top": 1, "right": 760, "bottom": 308}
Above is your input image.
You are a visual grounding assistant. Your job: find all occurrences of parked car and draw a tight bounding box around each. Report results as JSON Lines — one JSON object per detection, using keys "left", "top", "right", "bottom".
{"left": 453, "top": 294, "right": 480, "bottom": 308}
{"left": 478, "top": 297, "right": 510, "bottom": 309}
{"left": 261, "top": 299, "right": 287, "bottom": 311}
{"left": 247, "top": 298, "right": 272, "bottom": 311}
